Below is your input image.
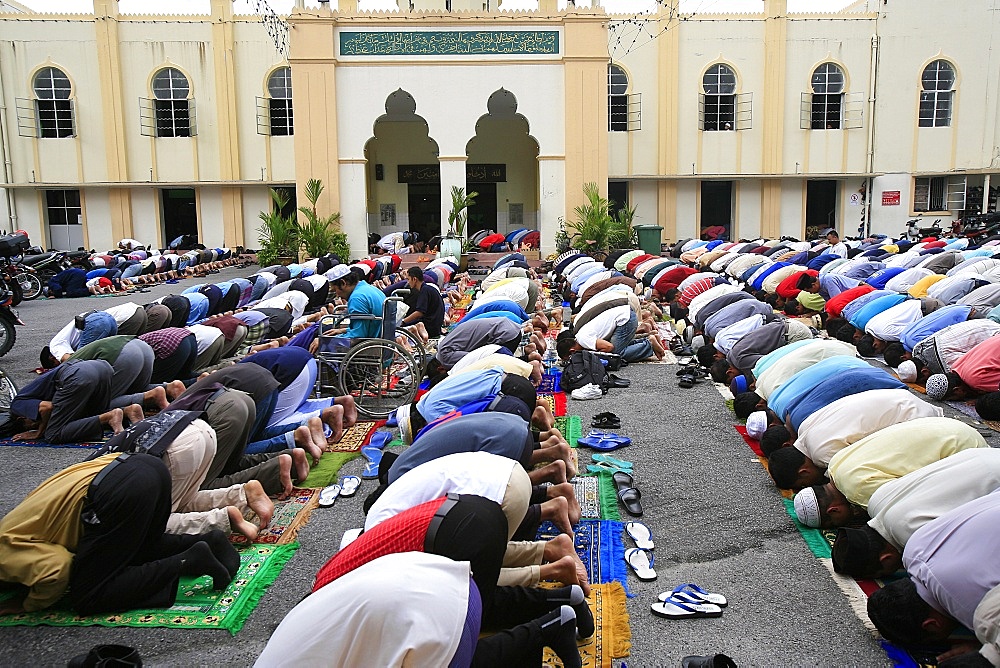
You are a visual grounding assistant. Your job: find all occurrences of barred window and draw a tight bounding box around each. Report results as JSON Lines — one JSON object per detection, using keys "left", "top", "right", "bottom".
{"left": 267, "top": 67, "right": 293, "bottom": 136}
{"left": 33, "top": 67, "right": 74, "bottom": 138}
{"left": 810, "top": 63, "right": 845, "bottom": 129}
{"left": 608, "top": 64, "right": 628, "bottom": 132}
{"left": 702, "top": 64, "right": 737, "bottom": 131}
{"left": 919, "top": 60, "right": 955, "bottom": 128}
{"left": 151, "top": 67, "right": 192, "bottom": 137}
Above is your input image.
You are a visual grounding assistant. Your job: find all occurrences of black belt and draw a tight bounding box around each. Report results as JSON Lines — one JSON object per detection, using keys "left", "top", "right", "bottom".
{"left": 424, "top": 493, "right": 461, "bottom": 552}
{"left": 89, "top": 452, "right": 134, "bottom": 495}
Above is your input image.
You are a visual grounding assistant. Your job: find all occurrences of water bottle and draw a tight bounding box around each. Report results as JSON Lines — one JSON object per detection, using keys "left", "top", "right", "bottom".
{"left": 562, "top": 301, "right": 571, "bottom": 326}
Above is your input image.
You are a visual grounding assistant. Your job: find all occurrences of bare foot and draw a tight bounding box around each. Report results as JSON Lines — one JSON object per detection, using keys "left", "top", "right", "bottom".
{"left": 542, "top": 533, "right": 575, "bottom": 562}
{"left": 548, "top": 482, "right": 582, "bottom": 524}
{"left": 227, "top": 505, "right": 259, "bottom": 541}
{"left": 528, "top": 459, "right": 567, "bottom": 486}
{"left": 293, "top": 426, "right": 323, "bottom": 465}
{"left": 276, "top": 453, "right": 293, "bottom": 498}
{"left": 532, "top": 404, "right": 555, "bottom": 431}
{"left": 165, "top": 380, "right": 187, "bottom": 401}
{"left": 321, "top": 404, "right": 345, "bottom": 443}
{"left": 123, "top": 403, "right": 145, "bottom": 425}
{"left": 107, "top": 408, "right": 125, "bottom": 434}
{"left": 541, "top": 555, "right": 583, "bottom": 588}
{"left": 244, "top": 480, "right": 274, "bottom": 528}
{"left": 289, "top": 447, "right": 310, "bottom": 484}
{"left": 144, "top": 385, "right": 169, "bottom": 411}
{"left": 572, "top": 552, "right": 591, "bottom": 596}
{"left": 540, "top": 496, "right": 574, "bottom": 539}
{"left": 335, "top": 396, "right": 358, "bottom": 428}
{"left": 306, "top": 417, "right": 329, "bottom": 455}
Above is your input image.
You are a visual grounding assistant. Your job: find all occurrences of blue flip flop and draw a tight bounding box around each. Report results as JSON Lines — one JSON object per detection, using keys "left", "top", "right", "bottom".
{"left": 361, "top": 445, "right": 383, "bottom": 479}
{"left": 578, "top": 431, "right": 632, "bottom": 452}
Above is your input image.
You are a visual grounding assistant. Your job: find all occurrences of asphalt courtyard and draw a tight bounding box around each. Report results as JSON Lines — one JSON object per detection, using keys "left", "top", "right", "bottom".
{"left": 0, "top": 265, "right": 890, "bottom": 666}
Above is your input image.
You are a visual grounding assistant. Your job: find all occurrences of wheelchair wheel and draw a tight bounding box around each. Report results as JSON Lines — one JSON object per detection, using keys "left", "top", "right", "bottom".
{"left": 0, "top": 367, "right": 17, "bottom": 411}
{"left": 337, "top": 339, "right": 419, "bottom": 419}
{"left": 394, "top": 327, "right": 427, "bottom": 366}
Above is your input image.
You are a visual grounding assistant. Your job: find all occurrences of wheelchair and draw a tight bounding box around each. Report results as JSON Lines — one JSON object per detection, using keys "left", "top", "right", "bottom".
{"left": 313, "top": 294, "right": 426, "bottom": 419}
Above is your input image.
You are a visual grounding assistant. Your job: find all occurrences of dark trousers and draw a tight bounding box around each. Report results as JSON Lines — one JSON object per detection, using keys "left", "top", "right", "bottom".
{"left": 70, "top": 454, "right": 200, "bottom": 614}
{"left": 46, "top": 361, "right": 113, "bottom": 443}
{"left": 150, "top": 335, "right": 198, "bottom": 383}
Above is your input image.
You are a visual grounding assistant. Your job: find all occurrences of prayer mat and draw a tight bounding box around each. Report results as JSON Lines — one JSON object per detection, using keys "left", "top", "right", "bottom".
{"left": 326, "top": 419, "right": 383, "bottom": 453}
{"left": 301, "top": 451, "right": 361, "bottom": 489}
{"left": 231, "top": 488, "right": 318, "bottom": 546}
{"left": 0, "top": 437, "right": 102, "bottom": 449}
{"left": 537, "top": 373, "right": 561, "bottom": 393}
{"left": 555, "top": 415, "right": 583, "bottom": 447}
{"left": 574, "top": 472, "right": 621, "bottom": 521}
{"left": 541, "top": 583, "right": 631, "bottom": 668}
{"left": 735, "top": 425, "right": 764, "bottom": 457}
{"left": 536, "top": 520, "right": 629, "bottom": 592}
{"left": 0, "top": 543, "right": 298, "bottom": 635}
{"left": 539, "top": 391, "right": 568, "bottom": 417}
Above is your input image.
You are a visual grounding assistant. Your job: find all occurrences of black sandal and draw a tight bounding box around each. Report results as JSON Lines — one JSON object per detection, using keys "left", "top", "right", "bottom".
{"left": 592, "top": 412, "right": 621, "bottom": 429}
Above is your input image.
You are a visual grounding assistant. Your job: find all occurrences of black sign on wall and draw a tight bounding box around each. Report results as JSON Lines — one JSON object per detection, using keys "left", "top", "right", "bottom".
{"left": 397, "top": 164, "right": 506, "bottom": 184}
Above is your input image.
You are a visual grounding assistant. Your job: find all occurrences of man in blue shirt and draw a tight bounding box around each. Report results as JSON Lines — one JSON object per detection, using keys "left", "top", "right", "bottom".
{"left": 328, "top": 267, "right": 386, "bottom": 339}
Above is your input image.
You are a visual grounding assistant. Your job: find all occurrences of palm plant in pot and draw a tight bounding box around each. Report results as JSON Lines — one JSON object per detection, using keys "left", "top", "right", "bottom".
{"left": 257, "top": 188, "right": 298, "bottom": 266}
{"left": 568, "top": 182, "right": 633, "bottom": 258}
{"left": 297, "top": 178, "right": 350, "bottom": 262}
{"left": 443, "top": 186, "right": 477, "bottom": 259}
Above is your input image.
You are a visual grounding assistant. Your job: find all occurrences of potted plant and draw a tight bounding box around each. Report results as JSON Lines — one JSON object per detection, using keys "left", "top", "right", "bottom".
{"left": 297, "top": 178, "right": 350, "bottom": 262}
{"left": 257, "top": 188, "right": 298, "bottom": 266}
{"left": 567, "top": 182, "right": 633, "bottom": 258}
{"left": 442, "top": 185, "right": 477, "bottom": 260}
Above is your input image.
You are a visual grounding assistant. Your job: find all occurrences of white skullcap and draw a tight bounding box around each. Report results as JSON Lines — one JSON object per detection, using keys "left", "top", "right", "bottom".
{"left": 397, "top": 403, "right": 414, "bottom": 444}
{"left": 793, "top": 487, "right": 821, "bottom": 528}
{"left": 896, "top": 360, "right": 917, "bottom": 384}
{"left": 746, "top": 411, "right": 768, "bottom": 440}
{"left": 326, "top": 264, "right": 351, "bottom": 280}
{"left": 350, "top": 263, "right": 371, "bottom": 276}
{"left": 925, "top": 373, "right": 950, "bottom": 400}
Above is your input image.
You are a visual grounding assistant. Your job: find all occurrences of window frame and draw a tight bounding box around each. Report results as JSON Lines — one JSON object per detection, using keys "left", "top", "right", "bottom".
{"left": 918, "top": 59, "right": 956, "bottom": 128}
{"left": 44, "top": 189, "right": 82, "bottom": 227}
{"left": 808, "top": 62, "right": 846, "bottom": 130}
{"left": 149, "top": 67, "right": 194, "bottom": 138}
{"left": 700, "top": 63, "right": 745, "bottom": 132}
{"left": 913, "top": 175, "right": 966, "bottom": 213}
{"left": 31, "top": 66, "right": 76, "bottom": 138}
{"left": 261, "top": 66, "right": 294, "bottom": 137}
{"left": 608, "top": 63, "right": 629, "bottom": 133}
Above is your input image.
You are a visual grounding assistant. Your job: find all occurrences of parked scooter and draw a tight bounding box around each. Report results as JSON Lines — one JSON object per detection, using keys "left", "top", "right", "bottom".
{"left": 0, "top": 286, "right": 23, "bottom": 357}
{"left": 904, "top": 218, "right": 942, "bottom": 241}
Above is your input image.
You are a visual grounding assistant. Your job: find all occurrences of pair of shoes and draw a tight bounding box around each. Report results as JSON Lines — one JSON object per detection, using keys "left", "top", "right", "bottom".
{"left": 682, "top": 653, "right": 738, "bottom": 668}
{"left": 592, "top": 453, "right": 632, "bottom": 469}
{"left": 591, "top": 411, "right": 621, "bottom": 429}
{"left": 578, "top": 431, "right": 631, "bottom": 452}
{"left": 571, "top": 383, "right": 603, "bottom": 400}
{"left": 652, "top": 584, "right": 728, "bottom": 620}
{"left": 678, "top": 366, "right": 700, "bottom": 389}
{"left": 605, "top": 373, "right": 630, "bottom": 388}
{"left": 68, "top": 645, "right": 142, "bottom": 667}
{"left": 613, "top": 471, "right": 643, "bottom": 516}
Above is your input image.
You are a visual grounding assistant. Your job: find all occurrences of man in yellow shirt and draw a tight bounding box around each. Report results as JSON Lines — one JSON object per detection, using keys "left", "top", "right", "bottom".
{"left": 0, "top": 453, "right": 238, "bottom": 615}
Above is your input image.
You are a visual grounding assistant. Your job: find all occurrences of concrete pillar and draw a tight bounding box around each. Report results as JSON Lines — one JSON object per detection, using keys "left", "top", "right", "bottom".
{"left": 439, "top": 157, "right": 466, "bottom": 238}
{"left": 338, "top": 161, "right": 370, "bottom": 259}
{"left": 538, "top": 157, "right": 564, "bottom": 256}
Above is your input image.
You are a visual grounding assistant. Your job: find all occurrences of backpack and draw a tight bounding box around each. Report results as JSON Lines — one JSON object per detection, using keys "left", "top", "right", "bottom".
{"left": 560, "top": 350, "right": 607, "bottom": 392}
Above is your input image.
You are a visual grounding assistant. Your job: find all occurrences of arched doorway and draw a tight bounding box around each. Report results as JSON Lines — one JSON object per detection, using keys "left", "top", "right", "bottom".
{"left": 365, "top": 90, "right": 441, "bottom": 244}
{"left": 465, "top": 89, "right": 540, "bottom": 236}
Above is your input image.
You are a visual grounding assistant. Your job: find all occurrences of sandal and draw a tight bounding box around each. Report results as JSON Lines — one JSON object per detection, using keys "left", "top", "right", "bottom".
{"left": 651, "top": 595, "right": 723, "bottom": 619}
{"left": 625, "top": 521, "right": 654, "bottom": 549}
{"left": 625, "top": 547, "right": 656, "bottom": 581}
{"left": 318, "top": 483, "right": 341, "bottom": 508}
{"left": 660, "top": 583, "right": 728, "bottom": 607}
{"left": 591, "top": 453, "right": 633, "bottom": 470}
{"left": 586, "top": 462, "right": 631, "bottom": 474}
{"left": 339, "top": 475, "right": 362, "bottom": 497}
{"left": 613, "top": 471, "right": 643, "bottom": 517}
{"left": 591, "top": 412, "right": 622, "bottom": 429}
{"left": 578, "top": 431, "right": 631, "bottom": 452}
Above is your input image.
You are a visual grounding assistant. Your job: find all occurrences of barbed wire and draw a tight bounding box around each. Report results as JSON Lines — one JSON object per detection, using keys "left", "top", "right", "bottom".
{"left": 250, "top": 0, "right": 289, "bottom": 57}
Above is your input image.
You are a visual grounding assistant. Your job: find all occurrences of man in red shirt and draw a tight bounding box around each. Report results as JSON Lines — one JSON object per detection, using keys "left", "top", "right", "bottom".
{"left": 925, "top": 336, "right": 1000, "bottom": 401}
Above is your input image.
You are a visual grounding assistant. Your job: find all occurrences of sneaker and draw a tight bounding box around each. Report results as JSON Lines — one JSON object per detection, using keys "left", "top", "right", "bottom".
{"left": 571, "top": 383, "right": 603, "bottom": 400}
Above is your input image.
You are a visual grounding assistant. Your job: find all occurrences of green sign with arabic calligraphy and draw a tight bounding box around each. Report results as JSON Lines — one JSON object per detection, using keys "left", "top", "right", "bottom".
{"left": 397, "top": 164, "right": 506, "bottom": 183}
{"left": 340, "top": 31, "right": 559, "bottom": 56}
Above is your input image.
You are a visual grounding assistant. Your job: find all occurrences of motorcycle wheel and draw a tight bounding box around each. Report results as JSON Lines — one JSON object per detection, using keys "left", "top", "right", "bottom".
{"left": 0, "top": 366, "right": 16, "bottom": 410}
{"left": 5, "top": 278, "right": 21, "bottom": 307}
{"left": 0, "top": 316, "right": 15, "bottom": 357}
{"left": 16, "top": 272, "right": 41, "bottom": 301}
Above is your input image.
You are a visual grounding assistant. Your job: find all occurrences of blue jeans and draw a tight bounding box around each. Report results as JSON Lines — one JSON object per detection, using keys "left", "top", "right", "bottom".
{"left": 610, "top": 310, "right": 653, "bottom": 362}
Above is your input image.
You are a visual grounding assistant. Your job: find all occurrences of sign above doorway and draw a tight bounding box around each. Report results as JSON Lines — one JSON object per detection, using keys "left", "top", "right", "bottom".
{"left": 339, "top": 31, "right": 559, "bottom": 57}
{"left": 397, "top": 164, "right": 506, "bottom": 184}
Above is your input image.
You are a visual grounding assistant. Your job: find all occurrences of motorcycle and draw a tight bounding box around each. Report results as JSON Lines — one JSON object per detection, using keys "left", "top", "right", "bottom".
{"left": 0, "top": 286, "right": 23, "bottom": 357}
{"left": 904, "top": 218, "right": 943, "bottom": 241}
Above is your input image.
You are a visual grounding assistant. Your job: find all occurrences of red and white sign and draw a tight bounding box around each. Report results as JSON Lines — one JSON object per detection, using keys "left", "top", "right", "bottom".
{"left": 882, "top": 191, "right": 901, "bottom": 206}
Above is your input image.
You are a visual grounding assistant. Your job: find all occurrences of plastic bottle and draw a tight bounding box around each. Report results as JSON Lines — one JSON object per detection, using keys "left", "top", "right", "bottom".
{"left": 562, "top": 301, "right": 571, "bottom": 325}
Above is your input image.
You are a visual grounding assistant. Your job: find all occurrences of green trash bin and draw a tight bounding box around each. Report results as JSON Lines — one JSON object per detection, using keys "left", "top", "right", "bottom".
{"left": 633, "top": 224, "right": 664, "bottom": 256}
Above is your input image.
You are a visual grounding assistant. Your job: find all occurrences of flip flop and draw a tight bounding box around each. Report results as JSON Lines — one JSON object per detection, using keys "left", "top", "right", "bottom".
{"left": 587, "top": 463, "right": 631, "bottom": 474}
{"left": 318, "top": 483, "right": 341, "bottom": 508}
{"left": 592, "top": 454, "right": 633, "bottom": 470}
{"left": 591, "top": 412, "right": 622, "bottom": 429}
{"left": 361, "top": 446, "right": 383, "bottom": 479}
{"left": 578, "top": 431, "right": 632, "bottom": 452}
{"left": 625, "top": 547, "right": 656, "bottom": 581}
{"left": 661, "top": 583, "right": 728, "bottom": 607}
{"left": 625, "top": 521, "right": 654, "bottom": 549}
{"left": 613, "top": 471, "right": 644, "bottom": 517}
{"left": 339, "top": 475, "right": 362, "bottom": 497}
{"left": 651, "top": 596, "right": 723, "bottom": 619}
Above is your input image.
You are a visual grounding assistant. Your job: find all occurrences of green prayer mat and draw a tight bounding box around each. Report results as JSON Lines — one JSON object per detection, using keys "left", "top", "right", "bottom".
{"left": 301, "top": 451, "right": 360, "bottom": 489}
{"left": 575, "top": 472, "right": 621, "bottom": 521}
{"left": 555, "top": 415, "right": 583, "bottom": 447}
{"left": 0, "top": 543, "right": 298, "bottom": 635}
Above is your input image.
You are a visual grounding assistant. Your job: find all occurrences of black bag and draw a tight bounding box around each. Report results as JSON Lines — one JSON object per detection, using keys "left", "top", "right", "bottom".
{"left": 0, "top": 232, "right": 29, "bottom": 258}
{"left": 559, "top": 350, "right": 607, "bottom": 392}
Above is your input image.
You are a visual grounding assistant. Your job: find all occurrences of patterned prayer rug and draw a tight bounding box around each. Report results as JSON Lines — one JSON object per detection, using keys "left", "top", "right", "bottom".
{"left": 573, "top": 473, "right": 621, "bottom": 521}
{"left": 539, "top": 391, "right": 568, "bottom": 417}
{"left": 541, "top": 583, "right": 631, "bottom": 668}
{"left": 537, "top": 373, "right": 560, "bottom": 393}
{"left": 536, "top": 519, "right": 628, "bottom": 591}
{"left": 0, "top": 543, "right": 298, "bottom": 635}
{"left": 0, "top": 437, "right": 102, "bottom": 449}
{"left": 555, "top": 415, "right": 583, "bottom": 448}
{"left": 300, "top": 451, "right": 361, "bottom": 489}
{"left": 231, "top": 488, "right": 318, "bottom": 546}
{"left": 326, "top": 420, "right": 383, "bottom": 453}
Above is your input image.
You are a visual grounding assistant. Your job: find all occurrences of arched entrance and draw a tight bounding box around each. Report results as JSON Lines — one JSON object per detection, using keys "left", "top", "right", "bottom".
{"left": 465, "top": 89, "right": 540, "bottom": 236}
{"left": 365, "top": 89, "right": 441, "bottom": 244}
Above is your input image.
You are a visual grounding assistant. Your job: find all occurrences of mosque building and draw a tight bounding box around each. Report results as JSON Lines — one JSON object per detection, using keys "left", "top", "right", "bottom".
{"left": 0, "top": 0, "right": 997, "bottom": 255}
